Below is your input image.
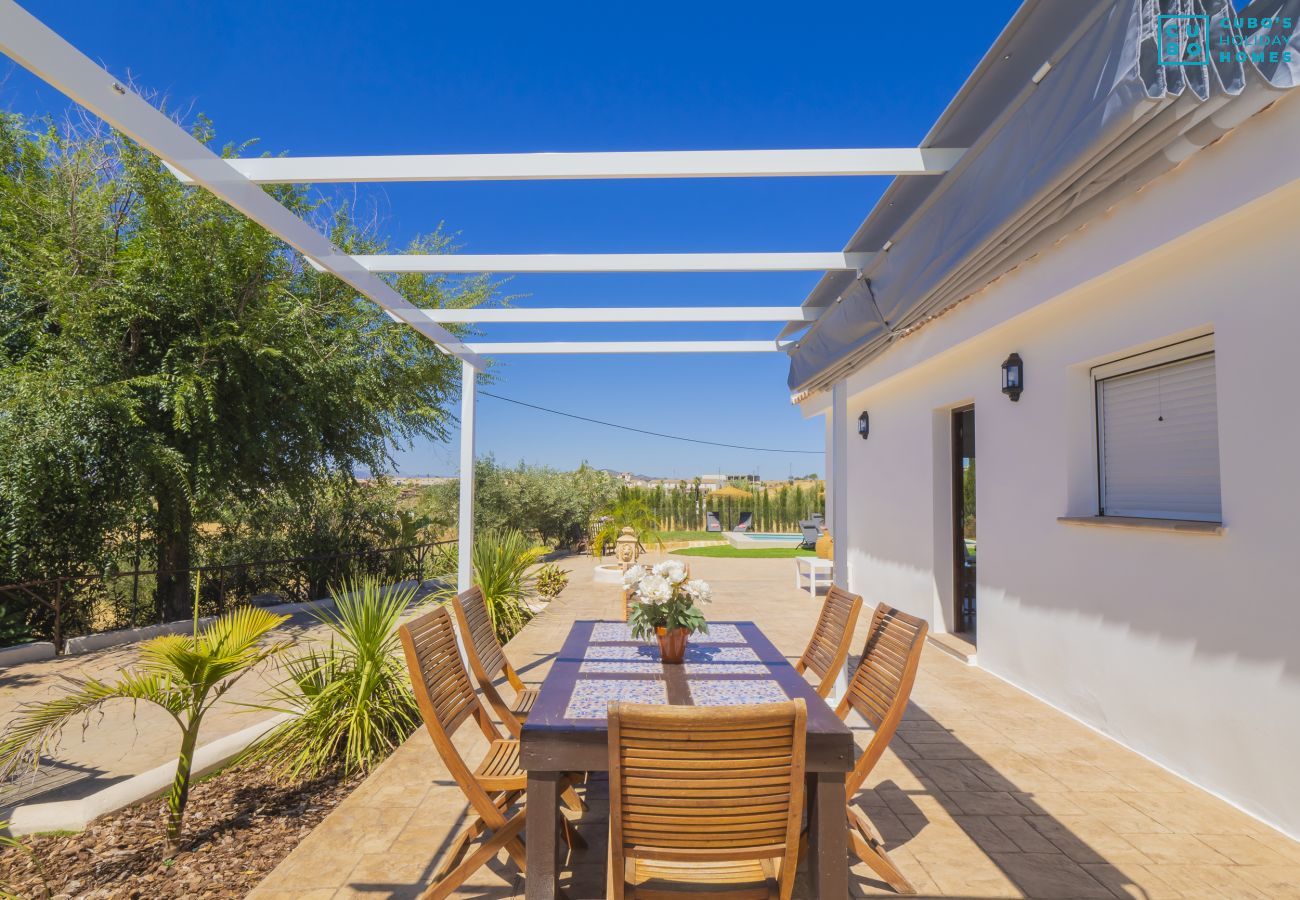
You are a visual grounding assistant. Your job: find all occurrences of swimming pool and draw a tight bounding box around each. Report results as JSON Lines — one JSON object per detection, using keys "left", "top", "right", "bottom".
{"left": 724, "top": 531, "right": 803, "bottom": 549}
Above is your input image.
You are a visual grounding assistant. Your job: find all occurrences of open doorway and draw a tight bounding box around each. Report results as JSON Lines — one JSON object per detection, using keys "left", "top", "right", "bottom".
{"left": 952, "top": 406, "right": 976, "bottom": 640}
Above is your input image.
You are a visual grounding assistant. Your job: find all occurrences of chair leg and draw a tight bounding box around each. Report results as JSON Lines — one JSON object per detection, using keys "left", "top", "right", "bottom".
{"left": 848, "top": 804, "right": 916, "bottom": 895}
{"left": 561, "top": 813, "right": 588, "bottom": 851}
{"left": 501, "top": 834, "right": 528, "bottom": 871}
{"left": 607, "top": 834, "right": 620, "bottom": 900}
{"left": 430, "top": 813, "right": 486, "bottom": 881}
{"left": 423, "top": 812, "right": 527, "bottom": 900}
{"left": 561, "top": 781, "right": 587, "bottom": 813}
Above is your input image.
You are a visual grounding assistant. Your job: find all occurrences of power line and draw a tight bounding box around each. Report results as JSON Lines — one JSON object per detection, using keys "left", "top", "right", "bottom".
{"left": 478, "top": 390, "right": 821, "bottom": 455}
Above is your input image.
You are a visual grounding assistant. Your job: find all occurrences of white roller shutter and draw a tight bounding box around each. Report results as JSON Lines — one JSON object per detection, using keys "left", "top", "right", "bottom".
{"left": 1097, "top": 351, "right": 1221, "bottom": 522}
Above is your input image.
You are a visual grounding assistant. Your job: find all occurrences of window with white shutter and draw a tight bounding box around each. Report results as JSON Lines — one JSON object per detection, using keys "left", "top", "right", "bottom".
{"left": 1094, "top": 336, "right": 1221, "bottom": 522}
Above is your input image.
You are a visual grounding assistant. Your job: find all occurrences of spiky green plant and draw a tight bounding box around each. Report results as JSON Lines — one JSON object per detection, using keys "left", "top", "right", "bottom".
{"left": 474, "top": 529, "right": 547, "bottom": 642}
{"left": 437, "top": 529, "right": 546, "bottom": 642}
{"left": 243, "top": 576, "right": 420, "bottom": 781}
{"left": 0, "top": 608, "right": 289, "bottom": 847}
{"left": 428, "top": 540, "right": 459, "bottom": 579}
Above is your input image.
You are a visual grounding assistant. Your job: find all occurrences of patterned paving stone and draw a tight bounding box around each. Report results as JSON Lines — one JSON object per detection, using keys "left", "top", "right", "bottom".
{"left": 243, "top": 555, "right": 1300, "bottom": 899}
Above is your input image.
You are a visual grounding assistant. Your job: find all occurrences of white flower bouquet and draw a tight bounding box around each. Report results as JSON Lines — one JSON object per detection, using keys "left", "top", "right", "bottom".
{"left": 622, "top": 561, "right": 711, "bottom": 659}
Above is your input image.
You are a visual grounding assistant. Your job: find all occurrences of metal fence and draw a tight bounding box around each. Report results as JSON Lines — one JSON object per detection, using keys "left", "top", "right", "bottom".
{"left": 0, "top": 540, "right": 454, "bottom": 653}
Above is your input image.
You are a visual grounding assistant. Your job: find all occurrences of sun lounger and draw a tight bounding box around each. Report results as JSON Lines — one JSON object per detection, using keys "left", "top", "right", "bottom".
{"left": 799, "top": 520, "right": 820, "bottom": 548}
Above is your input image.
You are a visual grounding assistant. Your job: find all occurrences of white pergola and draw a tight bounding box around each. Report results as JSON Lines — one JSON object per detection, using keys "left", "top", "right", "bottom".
{"left": 0, "top": 0, "right": 964, "bottom": 614}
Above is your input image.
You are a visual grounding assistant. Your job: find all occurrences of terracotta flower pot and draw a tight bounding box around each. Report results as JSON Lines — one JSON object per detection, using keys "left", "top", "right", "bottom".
{"left": 655, "top": 626, "right": 689, "bottom": 664}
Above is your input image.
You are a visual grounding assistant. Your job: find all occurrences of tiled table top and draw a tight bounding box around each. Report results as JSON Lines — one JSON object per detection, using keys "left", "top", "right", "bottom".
{"left": 588, "top": 621, "right": 747, "bottom": 644}
{"left": 522, "top": 620, "right": 854, "bottom": 738}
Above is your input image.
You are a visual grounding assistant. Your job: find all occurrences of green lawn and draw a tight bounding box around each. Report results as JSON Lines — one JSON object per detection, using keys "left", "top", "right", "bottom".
{"left": 671, "top": 545, "right": 815, "bottom": 559}
{"left": 655, "top": 530, "right": 726, "bottom": 542}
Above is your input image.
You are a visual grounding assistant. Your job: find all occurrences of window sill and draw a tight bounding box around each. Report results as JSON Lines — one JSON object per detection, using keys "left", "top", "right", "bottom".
{"left": 1056, "top": 515, "right": 1223, "bottom": 536}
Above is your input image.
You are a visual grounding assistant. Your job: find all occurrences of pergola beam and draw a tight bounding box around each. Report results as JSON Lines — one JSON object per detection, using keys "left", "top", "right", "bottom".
{"left": 357, "top": 252, "right": 873, "bottom": 273}
{"left": 464, "top": 341, "right": 778, "bottom": 354}
{"left": 171, "top": 148, "right": 966, "bottom": 184}
{"left": 0, "top": 0, "right": 483, "bottom": 367}
{"left": 419, "top": 307, "right": 812, "bottom": 324}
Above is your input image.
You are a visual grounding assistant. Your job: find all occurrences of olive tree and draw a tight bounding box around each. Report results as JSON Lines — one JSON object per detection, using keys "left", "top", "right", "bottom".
{"left": 0, "top": 111, "right": 494, "bottom": 621}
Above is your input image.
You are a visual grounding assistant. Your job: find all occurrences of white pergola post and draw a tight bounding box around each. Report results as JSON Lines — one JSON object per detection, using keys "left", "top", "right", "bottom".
{"left": 828, "top": 379, "right": 851, "bottom": 703}
{"left": 449, "top": 360, "right": 477, "bottom": 666}
{"left": 457, "top": 360, "right": 477, "bottom": 595}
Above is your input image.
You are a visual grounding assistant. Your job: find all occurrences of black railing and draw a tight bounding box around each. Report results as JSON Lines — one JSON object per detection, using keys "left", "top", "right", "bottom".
{"left": 0, "top": 540, "right": 454, "bottom": 653}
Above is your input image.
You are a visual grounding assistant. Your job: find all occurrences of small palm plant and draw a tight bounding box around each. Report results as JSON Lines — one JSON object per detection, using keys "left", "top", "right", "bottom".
{"left": 0, "top": 606, "right": 290, "bottom": 847}
{"left": 243, "top": 576, "right": 421, "bottom": 781}
{"left": 591, "top": 496, "right": 664, "bottom": 557}
{"left": 472, "top": 529, "right": 547, "bottom": 642}
{"left": 436, "top": 529, "right": 546, "bottom": 642}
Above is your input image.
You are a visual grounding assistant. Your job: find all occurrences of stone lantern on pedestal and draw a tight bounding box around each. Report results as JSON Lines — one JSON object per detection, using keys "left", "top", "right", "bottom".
{"left": 615, "top": 526, "right": 640, "bottom": 568}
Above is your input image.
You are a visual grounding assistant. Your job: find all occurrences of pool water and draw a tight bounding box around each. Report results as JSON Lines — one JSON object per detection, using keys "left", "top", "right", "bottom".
{"left": 724, "top": 531, "right": 803, "bottom": 549}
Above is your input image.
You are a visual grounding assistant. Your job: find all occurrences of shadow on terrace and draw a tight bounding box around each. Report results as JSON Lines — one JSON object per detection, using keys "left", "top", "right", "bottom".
{"left": 248, "top": 555, "right": 1299, "bottom": 899}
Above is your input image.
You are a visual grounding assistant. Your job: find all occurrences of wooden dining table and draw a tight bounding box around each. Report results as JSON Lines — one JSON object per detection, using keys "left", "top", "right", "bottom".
{"left": 520, "top": 619, "right": 855, "bottom": 898}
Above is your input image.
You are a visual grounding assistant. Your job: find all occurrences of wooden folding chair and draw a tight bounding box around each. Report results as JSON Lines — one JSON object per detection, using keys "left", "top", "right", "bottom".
{"left": 794, "top": 585, "right": 863, "bottom": 698}
{"left": 451, "top": 586, "right": 539, "bottom": 737}
{"left": 607, "top": 700, "right": 808, "bottom": 900}
{"left": 833, "top": 604, "right": 928, "bottom": 894}
{"left": 399, "top": 606, "right": 584, "bottom": 900}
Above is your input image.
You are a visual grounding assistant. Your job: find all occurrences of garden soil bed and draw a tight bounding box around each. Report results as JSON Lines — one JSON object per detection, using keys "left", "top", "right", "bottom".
{"left": 0, "top": 764, "right": 364, "bottom": 899}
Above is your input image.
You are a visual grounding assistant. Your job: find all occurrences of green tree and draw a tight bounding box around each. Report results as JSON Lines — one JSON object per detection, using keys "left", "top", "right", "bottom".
{"left": 199, "top": 477, "right": 407, "bottom": 603}
{"left": 419, "top": 458, "right": 617, "bottom": 548}
{"left": 0, "top": 112, "right": 493, "bottom": 620}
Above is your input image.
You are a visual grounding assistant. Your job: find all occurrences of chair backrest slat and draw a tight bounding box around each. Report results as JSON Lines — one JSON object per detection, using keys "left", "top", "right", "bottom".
{"left": 799, "top": 585, "right": 864, "bottom": 696}
{"left": 608, "top": 701, "right": 806, "bottom": 862}
{"left": 845, "top": 604, "right": 927, "bottom": 730}
{"left": 454, "top": 586, "right": 509, "bottom": 678}
{"left": 400, "top": 605, "right": 482, "bottom": 738}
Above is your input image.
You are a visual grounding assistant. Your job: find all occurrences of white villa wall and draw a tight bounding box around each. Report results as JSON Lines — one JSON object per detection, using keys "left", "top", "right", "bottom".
{"left": 806, "top": 92, "right": 1300, "bottom": 838}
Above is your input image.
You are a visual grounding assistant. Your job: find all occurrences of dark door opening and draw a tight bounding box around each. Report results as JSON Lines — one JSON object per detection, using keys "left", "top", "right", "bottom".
{"left": 952, "top": 406, "right": 976, "bottom": 638}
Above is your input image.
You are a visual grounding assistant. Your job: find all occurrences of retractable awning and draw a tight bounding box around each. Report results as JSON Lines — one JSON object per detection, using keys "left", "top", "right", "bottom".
{"left": 786, "top": 0, "right": 1300, "bottom": 397}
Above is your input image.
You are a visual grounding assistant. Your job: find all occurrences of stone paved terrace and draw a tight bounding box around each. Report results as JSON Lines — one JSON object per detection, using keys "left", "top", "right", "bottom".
{"left": 250, "top": 555, "right": 1300, "bottom": 899}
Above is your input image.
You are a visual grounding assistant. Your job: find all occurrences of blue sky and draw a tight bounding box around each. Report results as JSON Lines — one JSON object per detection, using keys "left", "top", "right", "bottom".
{"left": 1, "top": 0, "right": 1021, "bottom": 479}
